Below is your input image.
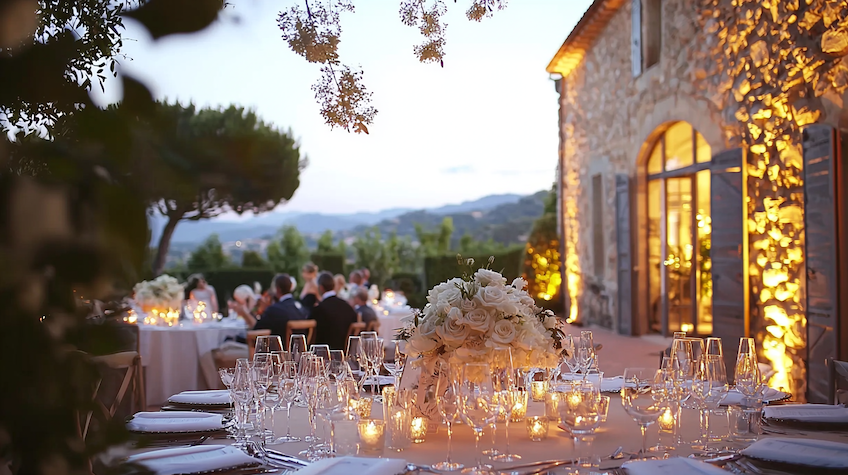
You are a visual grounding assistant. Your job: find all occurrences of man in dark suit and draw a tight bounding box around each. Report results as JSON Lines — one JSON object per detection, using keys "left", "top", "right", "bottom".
{"left": 311, "top": 271, "right": 358, "bottom": 350}
{"left": 254, "top": 273, "right": 305, "bottom": 338}
{"left": 352, "top": 287, "right": 378, "bottom": 327}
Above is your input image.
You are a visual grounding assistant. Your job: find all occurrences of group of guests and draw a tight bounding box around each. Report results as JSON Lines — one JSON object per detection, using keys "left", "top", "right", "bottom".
{"left": 226, "top": 263, "right": 378, "bottom": 350}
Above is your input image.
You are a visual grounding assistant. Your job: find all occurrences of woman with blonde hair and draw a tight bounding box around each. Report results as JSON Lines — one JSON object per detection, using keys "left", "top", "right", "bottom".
{"left": 334, "top": 274, "right": 350, "bottom": 301}
{"left": 299, "top": 262, "right": 320, "bottom": 317}
{"left": 228, "top": 283, "right": 261, "bottom": 327}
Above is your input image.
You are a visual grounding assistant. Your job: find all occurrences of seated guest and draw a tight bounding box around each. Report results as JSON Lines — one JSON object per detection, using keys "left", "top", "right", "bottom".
{"left": 254, "top": 273, "right": 305, "bottom": 337}
{"left": 228, "top": 284, "right": 260, "bottom": 327}
{"left": 361, "top": 268, "right": 371, "bottom": 289}
{"left": 311, "top": 271, "right": 358, "bottom": 350}
{"left": 352, "top": 287, "right": 378, "bottom": 327}
{"left": 334, "top": 274, "right": 350, "bottom": 301}
{"left": 299, "top": 262, "right": 320, "bottom": 317}
{"left": 348, "top": 270, "right": 363, "bottom": 295}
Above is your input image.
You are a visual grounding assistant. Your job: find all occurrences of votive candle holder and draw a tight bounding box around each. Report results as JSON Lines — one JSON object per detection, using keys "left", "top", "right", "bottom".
{"left": 545, "top": 391, "right": 562, "bottom": 422}
{"left": 598, "top": 395, "right": 610, "bottom": 423}
{"left": 357, "top": 419, "right": 385, "bottom": 455}
{"left": 511, "top": 389, "right": 529, "bottom": 422}
{"left": 410, "top": 416, "right": 428, "bottom": 443}
{"left": 351, "top": 397, "right": 373, "bottom": 419}
{"left": 530, "top": 381, "right": 548, "bottom": 402}
{"left": 526, "top": 416, "right": 549, "bottom": 441}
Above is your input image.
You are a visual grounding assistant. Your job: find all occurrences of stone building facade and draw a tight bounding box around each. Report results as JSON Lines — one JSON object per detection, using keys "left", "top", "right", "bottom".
{"left": 547, "top": 0, "right": 848, "bottom": 401}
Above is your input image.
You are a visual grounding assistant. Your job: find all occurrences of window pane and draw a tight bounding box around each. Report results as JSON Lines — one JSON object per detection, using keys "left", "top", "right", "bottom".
{"left": 647, "top": 138, "right": 663, "bottom": 175}
{"left": 696, "top": 131, "right": 711, "bottom": 163}
{"left": 666, "top": 176, "right": 693, "bottom": 334}
{"left": 696, "top": 169, "right": 712, "bottom": 334}
{"left": 648, "top": 179, "right": 662, "bottom": 333}
{"left": 664, "top": 122, "right": 694, "bottom": 171}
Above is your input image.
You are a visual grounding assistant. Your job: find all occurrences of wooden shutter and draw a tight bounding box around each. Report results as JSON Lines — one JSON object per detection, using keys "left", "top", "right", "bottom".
{"left": 710, "top": 148, "right": 745, "bottom": 379}
{"left": 803, "top": 124, "right": 847, "bottom": 403}
{"left": 631, "top": 0, "right": 642, "bottom": 77}
{"left": 615, "top": 175, "right": 634, "bottom": 335}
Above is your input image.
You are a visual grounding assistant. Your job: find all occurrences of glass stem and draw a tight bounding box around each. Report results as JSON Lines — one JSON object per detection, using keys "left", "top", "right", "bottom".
{"left": 640, "top": 424, "right": 648, "bottom": 455}
{"left": 699, "top": 409, "right": 710, "bottom": 445}
{"left": 504, "top": 419, "right": 511, "bottom": 454}
{"left": 265, "top": 407, "right": 274, "bottom": 444}
{"left": 445, "top": 421, "right": 453, "bottom": 463}
{"left": 474, "top": 429, "right": 482, "bottom": 469}
{"left": 491, "top": 422, "right": 497, "bottom": 451}
{"left": 286, "top": 402, "right": 293, "bottom": 437}
{"left": 329, "top": 422, "right": 336, "bottom": 456}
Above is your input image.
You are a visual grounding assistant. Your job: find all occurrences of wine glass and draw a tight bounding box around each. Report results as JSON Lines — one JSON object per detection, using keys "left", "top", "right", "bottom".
{"left": 458, "top": 363, "right": 496, "bottom": 475}
{"left": 705, "top": 337, "right": 723, "bottom": 358}
{"left": 256, "top": 335, "right": 284, "bottom": 355}
{"left": 622, "top": 367, "right": 663, "bottom": 457}
{"left": 289, "top": 334, "right": 307, "bottom": 363}
{"left": 360, "top": 332, "right": 381, "bottom": 397}
{"left": 734, "top": 351, "right": 762, "bottom": 398}
{"left": 346, "top": 336, "right": 362, "bottom": 372}
{"left": 560, "top": 379, "right": 602, "bottom": 469}
{"left": 703, "top": 355, "right": 730, "bottom": 447}
{"left": 672, "top": 337, "right": 704, "bottom": 409}
{"left": 432, "top": 360, "right": 464, "bottom": 472}
{"left": 327, "top": 350, "right": 347, "bottom": 381}
{"left": 560, "top": 334, "right": 578, "bottom": 381}
{"left": 688, "top": 356, "right": 726, "bottom": 450}
{"left": 315, "top": 380, "right": 349, "bottom": 458}
{"left": 231, "top": 361, "right": 253, "bottom": 446}
{"left": 276, "top": 361, "right": 300, "bottom": 443}
{"left": 250, "top": 355, "right": 274, "bottom": 443}
{"left": 577, "top": 331, "right": 596, "bottom": 378}
{"left": 311, "top": 344, "right": 332, "bottom": 378}
{"left": 491, "top": 347, "right": 518, "bottom": 462}
{"left": 300, "top": 357, "right": 327, "bottom": 459}
{"left": 264, "top": 355, "right": 284, "bottom": 444}
{"left": 384, "top": 339, "right": 406, "bottom": 386}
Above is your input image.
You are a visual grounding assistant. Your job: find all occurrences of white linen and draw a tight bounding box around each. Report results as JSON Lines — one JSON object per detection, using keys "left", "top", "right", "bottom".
{"left": 139, "top": 320, "right": 244, "bottom": 405}
{"left": 362, "top": 376, "right": 396, "bottom": 386}
{"left": 763, "top": 403, "right": 848, "bottom": 423}
{"left": 623, "top": 457, "right": 728, "bottom": 475}
{"left": 127, "top": 412, "right": 223, "bottom": 433}
{"left": 375, "top": 307, "right": 412, "bottom": 341}
{"left": 721, "top": 387, "right": 787, "bottom": 406}
{"left": 168, "top": 390, "right": 231, "bottom": 405}
{"left": 740, "top": 437, "right": 848, "bottom": 469}
{"left": 293, "top": 456, "right": 407, "bottom": 475}
{"left": 127, "top": 446, "right": 259, "bottom": 475}
{"left": 556, "top": 374, "right": 628, "bottom": 393}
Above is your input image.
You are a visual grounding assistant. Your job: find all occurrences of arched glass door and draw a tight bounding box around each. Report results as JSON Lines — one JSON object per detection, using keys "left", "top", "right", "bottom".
{"left": 646, "top": 122, "right": 713, "bottom": 336}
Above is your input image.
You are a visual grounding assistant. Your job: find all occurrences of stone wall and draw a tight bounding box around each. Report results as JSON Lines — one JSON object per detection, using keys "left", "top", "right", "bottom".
{"left": 557, "top": 0, "right": 728, "bottom": 331}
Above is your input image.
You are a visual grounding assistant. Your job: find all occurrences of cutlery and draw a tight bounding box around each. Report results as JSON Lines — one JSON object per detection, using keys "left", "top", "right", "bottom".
{"left": 496, "top": 446, "right": 624, "bottom": 475}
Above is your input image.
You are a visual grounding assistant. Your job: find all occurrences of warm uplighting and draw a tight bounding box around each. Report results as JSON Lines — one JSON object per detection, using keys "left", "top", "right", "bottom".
{"left": 525, "top": 241, "right": 562, "bottom": 303}
{"left": 410, "top": 417, "right": 428, "bottom": 443}
{"left": 142, "top": 308, "right": 180, "bottom": 327}
{"left": 526, "top": 416, "right": 549, "bottom": 442}
{"left": 680, "top": 323, "right": 694, "bottom": 334}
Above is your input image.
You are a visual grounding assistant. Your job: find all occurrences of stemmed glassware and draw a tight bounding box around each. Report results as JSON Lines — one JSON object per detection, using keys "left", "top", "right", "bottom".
{"left": 458, "top": 363, "right": 496, "bottom": 475}
{"left": 491, "top": 347, "right": 519, "bottom": 462}
{"left": 327, "top": 350, "right": 347, "bottom": 381}
{"left": 231, "top": 359, "right": 253, "bottom": 446}
{"left": 359, "top": 332, "right": 382, "bottom": 398}
{"left": 622, "top": 367, "right": 663, "bottom": 457}
{"left": 276, "top": 361, "right": 300, "bottom": 443}
{"left": 561, "top": 380, "right": 602, "bottom": 469}
{"left": 384, "top": 339, "right": 406, "bottom": 387}
{"left": 688, "top": 355, "right": 727, "bottom": 450}
{"left": 433, "top": 360, "right": 464, "bottom": 472}
{"left": 559, "top": 335, "right": 579, "bottom": 382}
{"left": 263, "top": 354, "right": 284, "bottom": 444}
{"left": 256, "top": 335, "right": 284, "bottom": 355}
{"left": 250, "top": 354, "right": 274, "bottom": 444}
{"left": 300, "top": 356, "right": 327, "bottom": 460}
{"left": 735, "top": 338, "right": 762, "bottom": 398}
{"left": 576, "top": 331, "right": 596, "bottom": 378}
{"left": 289, "top": 334, "right": 307, "bottom": 364}
{"left": 346, "top": 336, "right": 362, "bottom": 372}
{"left": 316, "top": 378, "right": 351, "bottom": 458}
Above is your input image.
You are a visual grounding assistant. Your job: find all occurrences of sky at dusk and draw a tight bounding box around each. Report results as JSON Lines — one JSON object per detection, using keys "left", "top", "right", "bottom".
{"left": 96, "top": 0, "right": 593, "bottom": 216}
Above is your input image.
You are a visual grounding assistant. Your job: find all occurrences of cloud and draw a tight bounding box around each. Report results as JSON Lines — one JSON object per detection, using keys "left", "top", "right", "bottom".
{"left": 442, "top": 165, "right": 475, "bottom": 174}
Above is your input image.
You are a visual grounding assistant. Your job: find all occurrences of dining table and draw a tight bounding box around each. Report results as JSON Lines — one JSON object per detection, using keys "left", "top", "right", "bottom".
{"left": 125, "top": 393, "right": 848, "bottom": 474}
{"left": 138, "top": 318, "right": 246, "bottom": 406}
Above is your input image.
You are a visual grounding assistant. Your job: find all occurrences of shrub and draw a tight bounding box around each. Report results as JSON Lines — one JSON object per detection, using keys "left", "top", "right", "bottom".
{"left": 386, "top": 271, "right": 426, "bottom": 309}
{"left": 311, "top": 252, "right": 346, "bottom": 276}
{"left": 423, "top": 245, "right": 525, "bottom": 290}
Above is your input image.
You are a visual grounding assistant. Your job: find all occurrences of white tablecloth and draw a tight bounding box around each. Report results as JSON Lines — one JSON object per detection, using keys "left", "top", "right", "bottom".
{"left": 139, "top": 319, "right": 245, "bottom": 406}
{"left": 375, "top": 307, "right": 413, "bottom": 341}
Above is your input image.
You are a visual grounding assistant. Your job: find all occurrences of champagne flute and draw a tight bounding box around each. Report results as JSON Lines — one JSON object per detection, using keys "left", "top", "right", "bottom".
{"left": 327, "top": 350, "right": 347, "bottom": 382}
{"left": 264, "top": 354, "right": 284, "bottom": 444}
{"left": 432, "top": 361, "right": 464, "bottom": 472}
{"left": 560, "top": 335, "right": 578, "bottom": 381}
{"left": 577, "top": 331, "right": 596, "bottom": 378}
{"left": 703, "top": 355, "right": 729, "bottom": 446}
{"left": 256, "top": 335, "right": 284, "bottom": 355}
{"left": 346, "top": 336, "right": 362, "bottom": 372}
{"left": 622, "top": 367, "right": 663, "bottom": 457}
{"left": 458, "top": 363, "right": 496, "bottom": 475}
{"left": 231, "top": 361, "right": 253, "bottom": 446}
{"left": 384, "top": 339, "right": 406, "bottom": 387}
{"left": 289, "top": 334, "right": 307, "bottom": 363}
{"left": 250, "top": 355, "right": 274, "bottom": 443}
{"left": 276, "top": 361, "right": 301, "bottom": 443}
{"left": 705, "top": 337, "right": 723, "bottom": 358}
{"left": 491, "top": 347, "right": 519, "bottom": 462}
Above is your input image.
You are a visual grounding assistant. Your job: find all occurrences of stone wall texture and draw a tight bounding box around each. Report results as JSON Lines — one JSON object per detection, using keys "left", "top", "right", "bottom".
{"left": 558, "top": 0, "right": 729, "bottom": 331}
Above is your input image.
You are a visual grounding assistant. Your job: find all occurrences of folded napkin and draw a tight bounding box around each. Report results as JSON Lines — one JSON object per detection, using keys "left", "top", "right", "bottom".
{"left": 127, "top": 411, "right": 224, "bottom": 433}
{"left": 556, "top": 374, "right": 626, "bottom": 393}
{"left": 722, "top": 387, "right": 786, "bottom": 406}
{"left": 740, "top": 437, "right": 848, "bottom": 469}
{"left": 763, "top": 404, "right": 848, "bottom": 423}
{"left": 293, "top": 456, "right": 407, "bottom": 475}
{"left": 168, "top": 390, "right": 231, "bottom": 406}
{"left": 623, "top": 457, "right": 728, "bottom": 475}
{"left": 126, "top": 446, "right": 260, "bottom": 475}
{"left": 362, "top": 376, "right": 396, "bottom": 386}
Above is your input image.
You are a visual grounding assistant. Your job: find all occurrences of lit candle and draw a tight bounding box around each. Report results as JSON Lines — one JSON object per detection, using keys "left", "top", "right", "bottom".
{"left": 526, "top": 416, "right": 549, "bottom": 441}
{"left": 599, "top": 395, "right": 610, "bottom": 423}
{"left": 567, "top": 390, "right": 583, "bottom": 409}
{"left": 357, "top": 419, "right": 385, "bottom": 454}
{"left": 658, "top": 407, "right": 675, "bottom": 432}
{"left": 511, "top": 389, "right": 529, "bottom": 422}
{"left": 410, "top": 417, "right": 428, "bottom": 443}
{"left": 531, "top": 381, "right": 548, "bottom": 402}
{"left": 545, "top": 391, "right": 561, "bottom": 422}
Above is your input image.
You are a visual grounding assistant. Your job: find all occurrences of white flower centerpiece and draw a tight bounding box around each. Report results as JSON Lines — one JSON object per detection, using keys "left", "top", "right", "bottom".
{"left": 396, "top": 257, "right": 565, "bottom": 423}
{"left": 133, "top": 274, "right": 184, "bottom": 315}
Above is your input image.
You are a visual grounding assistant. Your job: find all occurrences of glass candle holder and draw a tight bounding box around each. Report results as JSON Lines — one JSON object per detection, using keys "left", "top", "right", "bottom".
{"left": 351, "top": 397, "right": 373, "bottom": 419}
{"left": 386, "top": 407, "right": 412, "bottom": 452}
{"left": 526, "top": 416, "right": 549, "bottom": 441}
{"left": 335, "top": 415, "right": 360, "bottom": 456}
{"left": 598, "top": 395, "right": 610, "bottom": 423}
{"left": 511, "top": 389, "right": 529, "bottom": 422}
{"left": 658, "top": 406, "right": 676, "bottom": 432}
{"left": 410, "top": 416, "right": 428, "bottom": 443}
{"left": 357, "top": 419, "right": 385, "bottom": 455}
{"left": 545, "top": 391, "right": 562, "bottom": 422}
{"left": 530, "top": 381, "right": 548, "bottom": 402}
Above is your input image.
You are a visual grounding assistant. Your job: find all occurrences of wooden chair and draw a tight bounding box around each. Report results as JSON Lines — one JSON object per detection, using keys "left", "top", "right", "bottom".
{"left": 827, "top": 358, "right": 848, "bottom": 405}
{"left": 365, "top": 319, "right": 381, "bottom": 334}
{"left": 286, "top": 320, "right": 317, "bottom": 348}
{"left": 247, "top": 329, "right": 271, "bottom": 360}
{"left": 347, "top": 322, "right": 366, "bottom": 340}
{"left": 78, "top": 350, "right": 146, "bottom": 441}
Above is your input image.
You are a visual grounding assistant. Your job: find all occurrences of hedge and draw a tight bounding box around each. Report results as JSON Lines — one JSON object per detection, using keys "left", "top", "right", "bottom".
{"left": 385, "top": 272, "right": 426, "bottom": 310}
{"left": 310, "top": 252, "right": 346, "bottom": 276}
{"left": 423, "top": 245, "right": 525, "bottom": 291}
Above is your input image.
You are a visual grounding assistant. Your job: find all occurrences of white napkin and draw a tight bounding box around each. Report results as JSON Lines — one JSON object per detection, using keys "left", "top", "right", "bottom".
{"left": 126, "top": 446, "right": 259, "bottom": 475}
{"left": 740, "top": 437, "right": 848, "bottom": 469}
{"left": 362, "top": 376, "right": 396, "bottom": 386}
{"left": 168, "top": 390, "right": 231, "bottom": 405}
{"left": 127, "top": 411, "right": 224, "bottom": 433}
{"left": 623, "top": 457, "right": 728, "bottom": 475}
{"left": 556, "top": 374, "right": 625, "bottom": 393}
{"left": 763, "top": 404, "right": 848, "bottom": 423}
{"left": 293, "top": 456, "right": 407, "bottom": 475}
{"left": 721, "top": 387, "right": 786, "bottom": 406}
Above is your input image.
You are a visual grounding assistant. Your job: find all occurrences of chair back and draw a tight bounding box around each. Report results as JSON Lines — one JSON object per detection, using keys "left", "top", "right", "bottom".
{"left": 286, "top": 320, "right": 317, "bottom": 347}
{"left": 86, "top": 351, "right": 145, "bottom": 436}
{"left": 347, "top": 322, "right": 366, "bottom": 340}
{"left": 827, "top": 358, "right": 848, "bottom": 404}
{"left": 247, "top": 329, "right": 271, "bottom": 360}
{"left": 365, "top": 319, "right": 380, "bottom": 333}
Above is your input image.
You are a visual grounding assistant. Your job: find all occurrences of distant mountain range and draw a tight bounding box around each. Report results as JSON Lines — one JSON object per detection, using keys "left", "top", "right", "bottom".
{"left": 149, "top": 193, "right": 530, "bottom": 245}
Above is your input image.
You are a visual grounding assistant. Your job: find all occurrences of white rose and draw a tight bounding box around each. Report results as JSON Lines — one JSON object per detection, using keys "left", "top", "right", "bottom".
{"left": 427, "top": 278, "right": 465, "bottom": 303}
{"left": 407, "top": 334, "right": 439, "bottom": 355}
{"left": 459, "top": 297, "right": 477, "bottom": 312}
{"left": 499, "top": 296, "right": 520, "bottom": 316}
{"left": 437, "top": 285, "right": 463, "bottom": 306}
{"left": 474, "top": 268, "right": 506, "bottom": 287}
{"left": 436, "top": 318, "right": 470, "bottom": 347}
{"left": 512, "top": 277, "right": 528, "bottom": 290}
{"left": 543, "top": 314, "right": 559, "bottom": 330}
{"left": 479, "top": 285, "right": 507, "bottom": 308}
{"left": 447, "top": 306, "right": 463, "bottom": 322}
{"left": 490, "top": 319, "right": 517, "bottom": 345}
{"left": 460, "top": 308, "right": 494, "bottom": 333}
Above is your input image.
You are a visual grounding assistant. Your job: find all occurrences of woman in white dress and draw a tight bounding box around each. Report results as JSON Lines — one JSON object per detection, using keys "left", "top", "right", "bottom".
{"left": 188, "top": 274, "right": 219, "bottom": 313}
